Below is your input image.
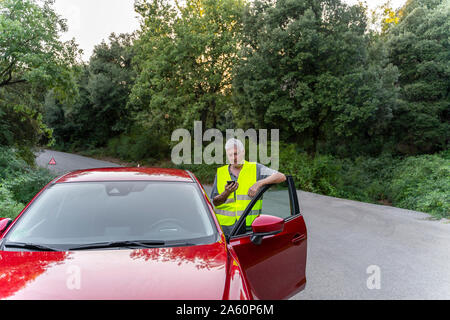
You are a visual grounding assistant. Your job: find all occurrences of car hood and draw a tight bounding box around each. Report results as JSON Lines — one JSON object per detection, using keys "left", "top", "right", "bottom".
{"left": 0, "top": 241, "right": 228, "bottom": 300}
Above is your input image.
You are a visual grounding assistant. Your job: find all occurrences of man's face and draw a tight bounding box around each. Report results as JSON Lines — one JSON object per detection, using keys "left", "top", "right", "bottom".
{"left": 226, "top": 146, "right": 244, "bottom": 165}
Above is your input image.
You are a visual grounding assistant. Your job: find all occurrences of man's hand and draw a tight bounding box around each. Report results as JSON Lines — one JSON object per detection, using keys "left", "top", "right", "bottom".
{"left": 248, "top": 182, "right": 261, "bottom": 198}
{"left": 213, "top": 181, "right": 239, "bottom": 206}
{"left": 225, "top": 181, "right": 239, "bottom": 194}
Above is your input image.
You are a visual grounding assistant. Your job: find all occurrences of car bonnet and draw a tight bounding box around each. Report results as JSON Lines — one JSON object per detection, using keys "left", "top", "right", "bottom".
{"left": 0, "top": 241, "right": 228, "bottom": 300}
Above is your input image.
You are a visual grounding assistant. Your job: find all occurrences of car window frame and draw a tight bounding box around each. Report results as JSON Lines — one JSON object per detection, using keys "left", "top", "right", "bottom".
{"left": 228, "top": 175, "right": 301, "bottom": 240}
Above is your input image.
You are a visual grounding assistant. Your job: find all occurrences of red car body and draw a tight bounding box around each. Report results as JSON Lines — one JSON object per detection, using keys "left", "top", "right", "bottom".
{"left": 0, "top": 167, "right": 307, "bottom": 300}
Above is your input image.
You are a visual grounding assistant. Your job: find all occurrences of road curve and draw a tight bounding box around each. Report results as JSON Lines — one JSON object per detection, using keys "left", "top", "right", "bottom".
{"left": 35, "top": 149, "right": 450, "bottom": 299}
{"left": 35, "top": 149, "right": 120, "bottom": 174}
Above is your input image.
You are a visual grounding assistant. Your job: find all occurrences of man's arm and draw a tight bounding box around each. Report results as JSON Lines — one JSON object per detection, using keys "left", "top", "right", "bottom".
{"left": 248, "top": 165, "right": 286, "bottom": 197}
{"left": 258, "top": 171, "right": 286, "bottom": 186}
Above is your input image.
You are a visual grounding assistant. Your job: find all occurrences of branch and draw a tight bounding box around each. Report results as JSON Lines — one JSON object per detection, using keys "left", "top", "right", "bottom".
{"left": 0, "top": 59, "right": 16, "bottom": 79}
{"left": 0, "top": 70, "right": 26, "bottom": 87}
{"left": 3, "top": 79, "right": 27, "bottom": 86}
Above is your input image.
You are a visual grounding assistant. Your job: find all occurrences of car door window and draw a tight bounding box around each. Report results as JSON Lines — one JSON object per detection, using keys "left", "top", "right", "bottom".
{"left": 259, "top": 181, "right": 292, "bottom": 220}
{"left": 231, "top": 176, "right": 300, "bottom": 237}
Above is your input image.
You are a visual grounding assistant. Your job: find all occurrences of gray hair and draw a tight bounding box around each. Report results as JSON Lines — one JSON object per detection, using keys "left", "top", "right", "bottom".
{"left": 225, "top": 138, "right": 245, "bottom": 152}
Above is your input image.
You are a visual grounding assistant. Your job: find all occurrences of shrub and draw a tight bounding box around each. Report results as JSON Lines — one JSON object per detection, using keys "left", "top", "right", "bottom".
{"left": 175, "top": 163, "right": 217, "bottom": 184}
{"left": 336, "top": 154, "right": 400, "bottom": 203}
{"left": 0, "top": 147, "right": 56, "bottom": 220}
{"left": 4, "top": 168, "right": 56, "bottom": 204}
{"left": 0, "top": 147, "right": 29, "bottom": 179}
{"left": 0, "top": 185, "right": 25, "bottom": 220}
{"left": 279, "top": 143, "right": 341, "bottom": 196}
{"left": 279, "top": 143, "right": 449, "bottom": 218}
{"left": 390, "top": 154, "right": 449, "bottom": 218}
{"left": 106, "top": 125, "right": 171, "bottom": 162}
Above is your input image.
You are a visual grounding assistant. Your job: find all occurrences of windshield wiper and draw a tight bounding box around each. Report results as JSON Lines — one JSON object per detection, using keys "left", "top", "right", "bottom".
{"left": 3, "top": 241, "right": 60, "bottom": 252}
{"left": 69, "top": 240, "right": 166, "bottom": 251}
{"left": 164, "top": 241, "right": 196, "bottom": 247}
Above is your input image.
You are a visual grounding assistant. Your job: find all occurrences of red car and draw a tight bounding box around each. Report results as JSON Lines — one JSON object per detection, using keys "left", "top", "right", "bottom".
{"left": 0, "top": 167, "right": 307, "bottom": 300}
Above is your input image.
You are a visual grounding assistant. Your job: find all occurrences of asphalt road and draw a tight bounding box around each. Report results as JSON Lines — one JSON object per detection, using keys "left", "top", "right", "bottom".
{"left": 35, "top": 149, "right": 450, "bottom": 299}
{"left": 35, "top": 149, "right": 120, "bottom": 174}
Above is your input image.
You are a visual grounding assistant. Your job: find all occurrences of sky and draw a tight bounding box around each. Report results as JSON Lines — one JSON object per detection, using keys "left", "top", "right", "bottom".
{"left": 53, "top": 0, "right": 407, "bottom": 62}
{"left": 53, "top": 0, "right": 141, "bottom": 61}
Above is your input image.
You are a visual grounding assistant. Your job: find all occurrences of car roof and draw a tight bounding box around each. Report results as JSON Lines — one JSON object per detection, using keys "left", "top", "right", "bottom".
{"left": 54, "top": 167, "right": 195, "bottom": 183}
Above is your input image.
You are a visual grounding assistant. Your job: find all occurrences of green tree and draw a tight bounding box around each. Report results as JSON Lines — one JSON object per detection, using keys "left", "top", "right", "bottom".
{"left": 233, "top": 0, "right": 399, "bottom": 157}
{"left": 130, "top": 0, "right": 245, "bottom": 138}
{"left": 0, "top": 0, "right": 79, "bottom": 94}
{"left": 386, "top": 0, "right": 449, "bottom": 155}
{"left": 85, "top": 33, "right": 137, "bottom": 143}
{"left": 43, "top": 65, "right": 89, "bottom": 149}
{"left": 0, "top": 0, "right": 80, "bottom": 149}
{"left": 44, "top": 33, "right": 137, "bottom": 149}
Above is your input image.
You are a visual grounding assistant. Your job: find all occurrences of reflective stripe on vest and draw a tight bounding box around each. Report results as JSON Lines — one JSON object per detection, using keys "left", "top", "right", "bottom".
{"left": 215, "top": 161, "right": 262, "bottom": 227}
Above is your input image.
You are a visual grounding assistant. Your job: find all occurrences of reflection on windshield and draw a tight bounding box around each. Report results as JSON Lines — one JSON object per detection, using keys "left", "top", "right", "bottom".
{"left": 5, "top": 181, "right": 216, "bottom": 247}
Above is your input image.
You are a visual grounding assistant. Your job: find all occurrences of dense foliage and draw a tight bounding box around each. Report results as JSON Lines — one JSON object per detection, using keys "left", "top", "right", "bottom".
{"left": 279, "top": 144, "right": 449, "bottom": 217}
{"left": 390, "top": 151, "right": 449, "bottom": 218}
{"left": 43, "top": 0, "right": 449, "bottom": 161}
{"left": 234, "top": 0, "right": 399, "bottom": 157}
{"left": 44, "top": 33, "right": 137, "bottom": 149}
{"left": 0, "top": 0, "right": 80, "bottom": 149}
{"left": 129, "top": 0, "right": 245, "bottom": 137}
{"left": 0, "top": 147, "right": 56, "bottom": 219}
{"left": 386, "top": 0, "right": 450, "bottom": 155}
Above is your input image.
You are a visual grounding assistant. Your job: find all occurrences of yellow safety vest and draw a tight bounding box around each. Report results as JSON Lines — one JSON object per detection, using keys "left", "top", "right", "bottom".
{"left": 215, "top": 161, "right": 262, "bottom": 227}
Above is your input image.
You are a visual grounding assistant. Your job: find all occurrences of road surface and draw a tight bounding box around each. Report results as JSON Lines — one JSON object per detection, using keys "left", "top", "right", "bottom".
{"left": 35, "top": 149, "right": 120, "bottom": 174}
{"left": 35, "top": 149, "right": 450, "bottom": 299}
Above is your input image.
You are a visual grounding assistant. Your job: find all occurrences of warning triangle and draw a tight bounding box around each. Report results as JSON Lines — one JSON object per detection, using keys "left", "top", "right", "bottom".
{"left": 48, "top": 157, "right": 57, "bottom": 165}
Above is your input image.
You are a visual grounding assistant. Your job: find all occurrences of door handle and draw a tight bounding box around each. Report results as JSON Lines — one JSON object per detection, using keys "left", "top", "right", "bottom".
{"left": 292, "top": 233, "right": 306, "bottom": 244}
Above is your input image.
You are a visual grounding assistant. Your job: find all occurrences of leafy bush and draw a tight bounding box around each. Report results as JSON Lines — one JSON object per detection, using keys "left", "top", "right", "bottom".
{"left": 174, "top": 163, "right": 218, "bottom": 184}
{"left": 0, "top": 147, "right": 29, "bottom": 179}
{"left": 0, "top": 147, "right": 56, "bottom": 220}
{"left": 106, "top": 125, "right": 171, "bottom": 162}
{"left": 279, "top": 143, "right": 449, "bottom": 218}
{"left": 4, "top": 168, "right": 56, "bottom": 204}
{"left": 336, "top": 154, "right": 400, "bottom": 203}
{"left": 0, "top": 185, "right": 25, "bottom": 220}
{"left": 279, "top": 143, "right": 341, "bottom": 196}
{"left": 390, "top": 154, "right": 449, "bottom": 218}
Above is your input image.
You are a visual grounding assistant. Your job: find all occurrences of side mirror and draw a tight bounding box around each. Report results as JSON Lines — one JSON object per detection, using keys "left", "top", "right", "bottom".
{"left": 0, "top": 218, "right": 12, "bottom": 237}
{"left": 250, "top": 215, "right": 284, "bottom": 245}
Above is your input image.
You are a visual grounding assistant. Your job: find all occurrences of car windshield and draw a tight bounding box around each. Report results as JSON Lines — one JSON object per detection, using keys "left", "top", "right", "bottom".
{"left": 4, "top": 181, "right": 217, "bottom": 250}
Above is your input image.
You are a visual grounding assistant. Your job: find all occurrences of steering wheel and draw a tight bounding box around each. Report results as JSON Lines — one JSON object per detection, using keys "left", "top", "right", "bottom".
{"left": 147, "top": 218, "right": 185, "bottom": 233}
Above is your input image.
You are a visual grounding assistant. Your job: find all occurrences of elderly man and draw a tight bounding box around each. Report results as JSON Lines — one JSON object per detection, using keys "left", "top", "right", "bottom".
{"left": 210, "top": 138, "right": 286, "bottom": 236}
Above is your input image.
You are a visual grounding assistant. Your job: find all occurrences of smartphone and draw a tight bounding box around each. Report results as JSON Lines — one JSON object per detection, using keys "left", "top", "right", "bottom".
{"left": 226, "top": 180, "right": 235, "bottom": 186}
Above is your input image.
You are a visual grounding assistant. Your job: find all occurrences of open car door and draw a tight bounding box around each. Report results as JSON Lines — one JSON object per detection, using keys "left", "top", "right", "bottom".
{"left": 227, "top": 175, "right": 307, "bottom": 300}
